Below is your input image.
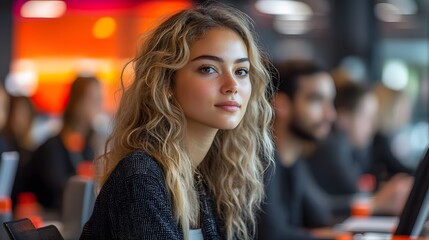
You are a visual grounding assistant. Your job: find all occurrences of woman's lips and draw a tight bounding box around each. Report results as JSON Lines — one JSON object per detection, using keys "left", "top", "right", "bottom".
{"left": 214, "top": 101, "right": 241, "bottom": 112}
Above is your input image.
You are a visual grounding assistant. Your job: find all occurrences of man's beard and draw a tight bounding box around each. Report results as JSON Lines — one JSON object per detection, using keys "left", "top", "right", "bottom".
{"left": 288, "top": 118, "right": 331, "bottom": 142}
{"left": 289, "top": 121, "right": 318, "bottom": 141}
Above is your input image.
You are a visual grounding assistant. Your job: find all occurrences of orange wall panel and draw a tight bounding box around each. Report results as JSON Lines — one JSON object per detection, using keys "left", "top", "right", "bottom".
{"left": 13, "top": 15, "right": 124, "bottom": 59}
{"left": 13, "top": 0, "right": 192, "bottom": 114}
{"left": 31, "top": 81, "right": 70, "bottom": 115}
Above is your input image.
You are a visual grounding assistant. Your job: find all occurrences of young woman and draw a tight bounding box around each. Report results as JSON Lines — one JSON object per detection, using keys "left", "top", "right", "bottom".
{"left": 28, "top": 76, "right": 102, "bottom": 213}
{"left": 80, "top": 4, "right": 274, "bottom": 240}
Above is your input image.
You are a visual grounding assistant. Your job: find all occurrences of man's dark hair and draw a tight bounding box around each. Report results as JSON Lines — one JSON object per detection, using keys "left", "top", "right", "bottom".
{"left": 273, "top": 60, "right": 326, "bottom": 98}
{"left": 334, "top": 82, "right": 372, "bottom": 112}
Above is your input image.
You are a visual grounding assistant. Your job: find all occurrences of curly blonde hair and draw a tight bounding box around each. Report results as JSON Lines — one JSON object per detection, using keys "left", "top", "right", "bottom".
{"left": 98, "top": 3, "right": 274, "bottom": 240}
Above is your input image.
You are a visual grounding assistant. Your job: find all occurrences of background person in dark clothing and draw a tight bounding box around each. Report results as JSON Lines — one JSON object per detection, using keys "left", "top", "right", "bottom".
{"left": 371, "top": 84, "right": 415, "bottom": 183}
{"left": 306, "top": 82, "right": 412, "bottom": 217}
{"left": 0, "top": 84, "right": 11, "bottom": 154}
{"left": 4, "top": 96, "right": 35, "bottom": 154}
{"left": 306, "top": 83, "right": 378, "bottom": 196}
{"left": 258, "top": 61, "right": 337, "bottom": 240}
{"left": 6, "top": 96, "right": 37, "bottom": 206}
{"left": 258, "top": 61, "right": 413, "bottom": 240}
{"left": 26, "top": 75, "right": 103, "bottom": 214}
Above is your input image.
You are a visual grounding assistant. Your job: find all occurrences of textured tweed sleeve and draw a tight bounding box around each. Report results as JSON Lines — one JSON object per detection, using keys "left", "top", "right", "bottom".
{"left": 80, "top": 152, "right": 184, "bottom": 240}
{"left": 110, "top": 174, "right": 183, "bottom": 239}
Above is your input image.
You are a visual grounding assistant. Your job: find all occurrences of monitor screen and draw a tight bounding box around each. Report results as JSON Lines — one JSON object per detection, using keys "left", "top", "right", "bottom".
{"left": 394, "top": 148, "right": 429, "bottom": 237}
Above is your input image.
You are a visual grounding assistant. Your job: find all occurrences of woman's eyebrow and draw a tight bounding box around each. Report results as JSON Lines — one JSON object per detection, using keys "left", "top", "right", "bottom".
{"left": 191, "top": 55, "right": 249, "bottom": 64}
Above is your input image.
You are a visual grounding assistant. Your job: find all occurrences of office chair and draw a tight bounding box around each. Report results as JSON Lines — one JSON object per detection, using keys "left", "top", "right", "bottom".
{"left": 0, "top": 151, "right": 19, "bottom": 196}
{"left": 61, "top": 176, "right": 96, "bottom": 240}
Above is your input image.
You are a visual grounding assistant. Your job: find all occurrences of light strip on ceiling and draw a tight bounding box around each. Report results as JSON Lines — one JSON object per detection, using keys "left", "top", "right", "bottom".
{"left": 21, "top": 0, "right": 67, "bottom": 18}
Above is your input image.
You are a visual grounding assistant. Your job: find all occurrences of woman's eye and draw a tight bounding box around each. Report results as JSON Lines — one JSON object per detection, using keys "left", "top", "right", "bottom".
{"left": 199, "top": 66, "right": 216, "bottom": 74}
{"left": 236, "top": 68, "right": 249, "bottom": 76}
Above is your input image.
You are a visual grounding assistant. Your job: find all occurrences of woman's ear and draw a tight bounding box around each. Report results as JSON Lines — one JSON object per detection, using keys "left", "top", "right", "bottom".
{"left": 273, "top": 92, "right": 290, "bottom": 119}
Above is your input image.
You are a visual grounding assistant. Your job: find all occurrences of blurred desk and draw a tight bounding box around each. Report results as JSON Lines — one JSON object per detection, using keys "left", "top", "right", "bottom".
{"left": 338, "top": 216, "right": 398, "bottom": 234}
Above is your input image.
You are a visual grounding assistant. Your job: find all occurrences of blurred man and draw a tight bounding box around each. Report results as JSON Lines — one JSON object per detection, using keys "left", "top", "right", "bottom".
{"left": 306, "top": 82, "right": 412, "bottom": 216}
{"left": 258, "top": 61, "right": 336, "bottom": 240}
{"left": 257, "top": 61, "right": 412, "bottom": 240}
{"left": 306, "top": 83, "right": 378, "bottom": 196}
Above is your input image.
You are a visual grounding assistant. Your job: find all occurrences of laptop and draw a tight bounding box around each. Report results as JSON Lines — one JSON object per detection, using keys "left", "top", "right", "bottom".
{"left": 0, "top": 151, "right": 19, "bottom": 197}
{"left": 339, "top": 148, "right": 429, "bottom": 239}
{"left": 394, "top": 147, "right": 429, "bottom": 237}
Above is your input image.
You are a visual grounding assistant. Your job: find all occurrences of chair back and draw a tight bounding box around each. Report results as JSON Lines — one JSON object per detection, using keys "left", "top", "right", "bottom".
{"left": 0, "top": 152, "right": 19, "bottom": 197}
{"left": 61, "top": 176, "right": 95, "bottom": 240}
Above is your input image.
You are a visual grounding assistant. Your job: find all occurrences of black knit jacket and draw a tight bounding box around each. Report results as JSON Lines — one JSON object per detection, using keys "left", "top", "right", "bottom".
{"left": 80, "top": 151, "right": 225, "bottom": 240}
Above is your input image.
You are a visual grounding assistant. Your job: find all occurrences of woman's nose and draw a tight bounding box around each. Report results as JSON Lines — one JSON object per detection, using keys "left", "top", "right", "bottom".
{"left": 221, "top": 73, "right": 238, "bottom": 95}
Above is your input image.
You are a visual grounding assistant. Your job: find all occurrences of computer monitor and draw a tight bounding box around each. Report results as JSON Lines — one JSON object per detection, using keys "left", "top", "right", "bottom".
{"left": 394, "top": 148, "right": 429, "bottom": 237}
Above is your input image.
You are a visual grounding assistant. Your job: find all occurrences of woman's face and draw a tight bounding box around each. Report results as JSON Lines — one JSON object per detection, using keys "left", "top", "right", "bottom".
{"left": 11, "top": 99, "right": 32, "bottom": 138}
{"left": 349, "top": 93, "right": 378, "bottom": 148}
{"left": 0, "top": 89, "right": 8, "bottom": 131}
{"left": 81, "top": 82, "right": 103, "bottom": 126}
{"left": 174, "top": 27, "right": 251, "bottom": 130}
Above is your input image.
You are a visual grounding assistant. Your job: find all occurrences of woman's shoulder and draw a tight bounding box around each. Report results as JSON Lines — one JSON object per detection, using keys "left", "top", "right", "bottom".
{"left": 113, "top": 151, "right": 164, "bottom": 179}
{"left": 99, "top": 151, "right": 167, "bottom": 199}
{"left": 34, "top": 135, "right": 63, "bottom": 152}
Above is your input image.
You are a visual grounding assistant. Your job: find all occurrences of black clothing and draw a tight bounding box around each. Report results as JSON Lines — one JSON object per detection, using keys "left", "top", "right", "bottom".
{"left": 307, "top": 129, "right": 415, "bottom": 195}
{"left": 80, "top": 151, "right": 225, "bottom": 240}
{"left": 0, "top": 134, "right": 12, "bottom": 154}
{"left": 257, "top": 152, "right": 332, "bottom": 240}
{"left": 27, "top": 135, "right": 93, "bottom": 212}
{"left": 306, "top": 129, "right": 371, "bottom": 196}
{"left": 370, "top": 132, "right": 414, "bottom": 185}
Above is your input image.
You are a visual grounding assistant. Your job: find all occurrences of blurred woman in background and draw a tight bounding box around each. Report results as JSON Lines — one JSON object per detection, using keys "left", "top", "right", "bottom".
{"left": 5, "top": 96, "right": 36, "bottom": 159}
{"left": 0, "top": 84, "right": 10, "bottom": 154}
{"left": 6, "top": 96, "right": 37, "bottom": 206}
{"left": 27, "top": 75, "right": 103, "bottom": 214}
{"left": 371, "top": 84, "right": 415, "bottom": 183}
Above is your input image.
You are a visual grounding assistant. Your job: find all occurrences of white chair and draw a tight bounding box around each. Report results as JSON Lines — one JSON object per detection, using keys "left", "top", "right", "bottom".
{"left": 0, "top": 151, "right": 19, "bottom": 197}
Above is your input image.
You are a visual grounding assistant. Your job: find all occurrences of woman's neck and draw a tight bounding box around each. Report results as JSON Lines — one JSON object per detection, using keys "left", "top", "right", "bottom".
{"left": 61, "top": 123, "right": 89, "bottom": 136}
{"left": 60, "top": 126, "right": 88, "bottom": 153}
{"left": 184, "top": 120, "right": 218, "bottom": 168}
